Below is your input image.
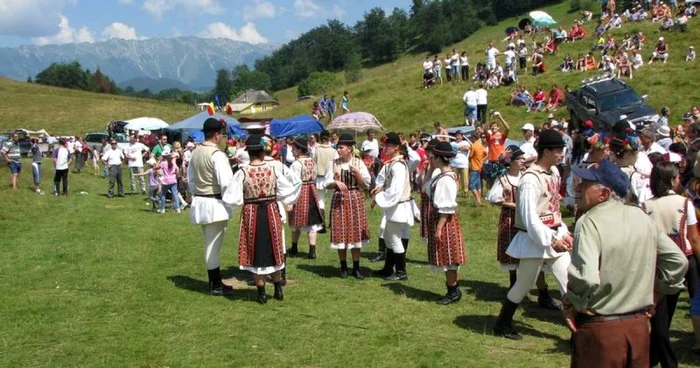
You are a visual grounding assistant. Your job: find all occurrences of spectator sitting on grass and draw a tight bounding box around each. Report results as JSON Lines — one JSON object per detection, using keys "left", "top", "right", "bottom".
{"left": 569, "top": 23, "right": 586, "bottom": 41}
{"left": 580, "top": 10, "right": 593, "bottom": 23}
{"left": 545, "top": 84, "right": 564, "bottom": 111}
{"left": 616, "top": 52, "right": 633, "bottom": 79}
{"left": 575, "top": 53, "right": 586, "bottom": 70}
{"left": 633, "top": 31, "right": 645, "bottom": 49}
{"left": 527, "top": 86, "right": 546, "bottom": 112}
{"left": 621, "top": 33, "right": 633, "bottom": 50}
{"left": 676, "top": 13, "right": 689, "bottom": 32}
{"left": 659, "top": 15, "right": 674, "bottom": 31}
{"left": 510, "top": 85, "right": 533, "bottom": 107}
{"left": 602, "top": 35, "right": 617, "bottom": 54}
{"left": 560, "top": 54, "right": 574, "bottom": 72}
{"left": 687, "top": 46, "right": 696, "bottom": 61}
{"left": 530, "top": 50, "right": 545, "bottom": 75}
{"left": 594, "top": 21, "right": 606, "bottom": 37}
{"left": 584, "top": 52, "right": 597, "bottom": 71}
{"left": 648, "top": 37, "right": 669, "bottom": 64}
{"left": 601, "top": 54, "right": 617, "bottom": 74}
{"left": 592, "top": 36, "right": 606, "bottom": 51}
{"left": 632, "top": 49, "right": 644, "bottom": 69}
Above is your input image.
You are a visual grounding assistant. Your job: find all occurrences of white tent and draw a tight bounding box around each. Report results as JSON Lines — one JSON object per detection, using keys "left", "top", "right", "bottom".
{"left": 123, "top": 117, "right": 169, "bottom": 131}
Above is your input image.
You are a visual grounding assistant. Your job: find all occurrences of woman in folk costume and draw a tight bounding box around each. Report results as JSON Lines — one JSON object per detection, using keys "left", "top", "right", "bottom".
{"left": 417, "top": 138, "right": 441, "bottom": 243}
{"left": 232, "top": 135, "right": 301, "bottom": 304}
{"left": 373, "top": 132, "right": 416, "bottom": 281}
{"left": 425, "top": 141, "right": 467, "bottom": 304}
{"left": 486, "top": 145, "right": 525, "bottom": 287}
{"left": 262, "top": 135, "right": 300, "bottom": 285}
{"left": 288, "top": 136, "right": 325, "bottom": 259}
{"left": 322, "top": 134, "right": 372, "bottom": 279}
{"left": 608, "top": 130, "right": 652, "bottom": 205}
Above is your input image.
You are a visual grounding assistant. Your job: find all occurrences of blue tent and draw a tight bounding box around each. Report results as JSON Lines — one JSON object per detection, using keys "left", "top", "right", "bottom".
{"left": 167, "top": 111, "right": 247, "bottom": 138}
{"left": 270, "top": 115, "right": 324, "bottom": 138}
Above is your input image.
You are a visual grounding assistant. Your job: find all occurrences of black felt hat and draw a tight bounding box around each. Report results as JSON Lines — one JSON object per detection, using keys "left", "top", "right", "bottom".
{"left": 536, "top": 130, "right": 566, "bottom": 149}
{"left": 293, "top": 137, "right": 309, "bottom": 151}
{"left": 245, "top": 135, "right": 264, "bottom": 152}
{"left": 432, "top": 141, "right": 456, "bottom": 158}
{"left": 385, "top": 132, "right": 401, "bottom": 146}
{"left": 320, "top": 130, "right": 331, "bottom": 139}
{"left": 337, "top": 133, "right": 355, "bottom": 146}
{"left": 202, "top": 117, "right": 225, "bottom": 133}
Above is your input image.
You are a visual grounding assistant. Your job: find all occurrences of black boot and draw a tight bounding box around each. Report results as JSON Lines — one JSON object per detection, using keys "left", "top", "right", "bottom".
{"left": 307, "top": 245, "right": 317, "bottom": 259}
{"left": 385, "top": 252, "right": 408, "bottom": 281}
{"left": 437, "top": 283, "right": 462, "bottom": 305}
{"left": 493, "top": 300, "right": 522, "bottom": 340}
{"left": 207, "top": 268, "right": 233, "bottom": 296}
{"left": 273, "top": 281, "right": 284, "bottom": 301}
{"left": 402, "top": 238, "right": 409, "bottom": 260}
{"left": 318, "top": 209, "right": 327, "bottom": 234}
{"left": 340, "top": 260, "right": 349, "bottom": 279}
{"left": 289, "top": 243, "right": 298, "bottom": 257}
{"left": 257, "top": 285, "right": 267, "bottom": 304}
{"left": 537, "top": 287, "right": 561, "bottom": 311}
{"left": 352, "top": 260, "right": 364, "bottom": 280}
{"left": 508, "top": 271, "right": 517, "bottom": 291}
{"left": 281, "top": 260, "right": 288, "bottom": 287}
{"left": 370, "top": 238, "right": 386, "bottom": 262}
{"left": 374, "top": 249, "right": 395, "bottom": 277}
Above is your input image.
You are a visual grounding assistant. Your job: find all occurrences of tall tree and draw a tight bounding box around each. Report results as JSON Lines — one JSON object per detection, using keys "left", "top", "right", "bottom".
{"left": 213, "top": 68, "right": 232, "bottom": 103}
{"left": 356, "top": 8, "right": 397, "bottom": 64}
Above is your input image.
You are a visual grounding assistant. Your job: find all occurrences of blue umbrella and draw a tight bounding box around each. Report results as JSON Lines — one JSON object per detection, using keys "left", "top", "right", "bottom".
{"left": 529, "top": 10, "right": 557, "bottom": 26}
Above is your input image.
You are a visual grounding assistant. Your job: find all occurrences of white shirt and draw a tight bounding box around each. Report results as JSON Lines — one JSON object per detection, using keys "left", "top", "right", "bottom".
{"left": 475, "top": 88, "right": 488, "bottom": 105}
{"left": 518, "top": 47, "right": 528, "bottom": 57}
{"left": 423, "top": 61, "right": 433, "bottom": 71}
{"left": 463, "top": 90, "right": 477, "bottom": 106}
{"left": 634, "top": 151, "right": 653, "bottom": 177}
{"left": 54, "top": 146, "right": 70, "bottom": 170}
{"left": 431, "top": 172, "right": 458, "bottom": 215}
{"left": 235, "top": 149, "right": 250, "bottom": 168}
{"left": 361, "top": 138, "right": 379, "bottom": 159}
{"left": 460, "top": 56, "right": 469, "bottom": 66}
{"left": 450, "top": 140, "right": 471, "bottom": 169}
{"left": 486, "top": 47, "right": 500, "bottom": 64}
{"left": 506, "top": 166, "right": 570, "bottom": 259}
{"left": 183, "top": 149, "right": 193, "bottom": 163}
{"left": 74, "top": 141, "right": 83, "bottom": 153}
{"left": 321, "top": 159, "right": 371, "bottom": 190}
{"left": 375, "top": 158, "right": 415, "bottom": 225}
{"left": 487, "top": 173, "right": 522, "bottom": 204}
{"left": 520, "top": 137, "right": 538, "bottom": 162}
{"left": 632, "top": 54, "right": 644, "bottom": 66}
{"left": 434, "top": 59, "right": 442, "bottom": 70}
{"left": 188, "top": 149, "right": 237, "bottom": 225}
{"left": 504, "top": 50, "right": 517, "bottom": 65}
{"left": 644, "top": 142, "right": 667, "bottom": 156}
{"left": 126, "top": 142, "right": 148, "bottom": 168}
{"left": 102, "top": 148, "right": 124, "bottom": 166}
{"left": 451, "top": 53, "right": 460, "bottom": 66}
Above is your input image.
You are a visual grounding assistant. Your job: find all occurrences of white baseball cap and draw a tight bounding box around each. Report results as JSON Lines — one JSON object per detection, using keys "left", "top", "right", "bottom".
{"left": 522, "top": 123, "right": 535, "bottom": 131}
{"left": 162, "top": 146, "right": 172, "bottom": 156}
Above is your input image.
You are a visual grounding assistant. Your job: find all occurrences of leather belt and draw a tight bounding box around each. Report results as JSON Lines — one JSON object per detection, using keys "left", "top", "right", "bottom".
{"left": 302, "top": 180, "right": 314, "bottom": 184}
{"left": 245, "top": 196, "right": 276, "bottom": 204}
{"left": 576, "top": 310, "right": 647, "bottom": 325}
{"left": 196, "top": 193, "right": 222, "bottom": 200}
{"left": 515, "top": 225, "right": 560, "bottom": 233}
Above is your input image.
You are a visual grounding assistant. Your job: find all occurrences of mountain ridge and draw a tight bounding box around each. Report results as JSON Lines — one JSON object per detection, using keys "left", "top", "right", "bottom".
{"left": 0, "top": 37, "right": 277, "bottom": 89}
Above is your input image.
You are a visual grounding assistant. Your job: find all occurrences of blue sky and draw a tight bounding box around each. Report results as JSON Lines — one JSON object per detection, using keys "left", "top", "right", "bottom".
{"left": 0, "top": 0, "right": 411, "bottom": 47}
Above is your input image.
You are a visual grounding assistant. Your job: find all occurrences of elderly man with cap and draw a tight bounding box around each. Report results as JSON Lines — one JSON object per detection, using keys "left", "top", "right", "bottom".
{"left": 313, "top": 130, "right": 339, "bottom": 234}
{"left": 564, "top": 159, "right": 688, "bottom": 367}
{"left": 373, "top": 132, "right": 417, "bottom": 281}
{"left": 102, "top": 139, "right": 125, "bottom": 198}
{"left": 493, "top": 130, "right": 573, "bottom": 340}
{"left": 187, "top": 118, "right": 237, "bottom": 296}
{"left": 519, "top": 123, "right": 538, "bottom": 165}
{"left": 656, "top": 125, "right": 673, "bottom": 151}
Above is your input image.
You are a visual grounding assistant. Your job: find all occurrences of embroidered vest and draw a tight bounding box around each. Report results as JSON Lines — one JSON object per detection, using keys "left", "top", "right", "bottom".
{"left": 295, "top": 157, "right": 317, "bottom": 183}
{"left": 514, "top": 165, "right": 562, "bottom": 231}
{"left": 241, "top": 163, "right": 277, "bottom": 204}
{"left": 314, "top": 145, "right": 336, "bottom": 177}
{"left": 333, "top": 157, "right": 363, "bottom": 190}
{"left": 191, "top": 144, "right": 221, "bottom": 196}
{"left": 384, "top": 157, "right": 412, "bottom": 202}
{"left": 498, "top": 174, "right": 518, "bottom": 204}
{"left": 644, "top": 194, "right": 692, "bottom": 256}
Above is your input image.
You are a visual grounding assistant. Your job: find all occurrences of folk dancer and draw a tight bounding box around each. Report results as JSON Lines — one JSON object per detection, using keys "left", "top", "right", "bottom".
{"left": 494, "top": 130, "right": 573, "bottom": 340}
{"left": 232, "top": 135, "right": 301, "bottom": 304}
{"left": 187, "top": 118, "right": 237, "bottom": 296}
{"left": 418, "top": 139, "right": 441, "bottom": 244}
{"left": 322, "top": 134, "right": 372, "bottom": 279}
{"left": 263, "top": 136, "right": 300, "bottom": 285}
{"left": 288, "top": 137, "right": 325, "bottom": 259}
{"left": 426, "top": 141, "right": 467, "bottom": 304}
{"left": 373, "top": 133, "right": 416, "bottom": 281}
{"left": 314, "top": 130, "right": 339, "bottom": 234}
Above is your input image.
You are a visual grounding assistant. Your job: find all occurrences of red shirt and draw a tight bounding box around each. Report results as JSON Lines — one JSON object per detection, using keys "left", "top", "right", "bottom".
{"left": 486, "top": 131, "right": 508, "bottom": 161}
{"left": 534, "top": 91, "right": 546, "bottom": 102}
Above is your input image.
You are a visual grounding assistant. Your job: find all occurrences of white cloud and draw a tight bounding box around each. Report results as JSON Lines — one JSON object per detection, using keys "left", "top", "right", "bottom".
{"left": 102, "top": 22, "right": 143, "bottom": 40}
{"left": 117, "top": 0, "right": 133, "bottom": 3}
{"left": 200, "top": 22, "right": 267, "bottom": 44}
{"left": 31, "top": 15, "right": 94, "bottom": 45}
{"left": 332, "top": 4, "right": 345, "bottom": 19}
{"left": 142, "top": 0, "right": 224, "bottom": 19}
{"left": 284, "top": 29, "right": 298, "bottom": 40}
{"left": 294, "top": 0, "right": 321, "bottom": 18}
{"left": 243, "top": 0, "right": 276, "bottom": 21}
{"left": 0, "top": 0, "right": 73, "bottom": 38}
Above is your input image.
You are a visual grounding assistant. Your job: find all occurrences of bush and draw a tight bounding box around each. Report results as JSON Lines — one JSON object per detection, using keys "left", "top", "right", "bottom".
{"left": 297, "top": 71, "right": 343, "bottom": 98}
{"left": 344, "top": 51, "right": 363, "bottom": 84}
{"left": 569, "top": 0, "right": 594, "bottom": 12}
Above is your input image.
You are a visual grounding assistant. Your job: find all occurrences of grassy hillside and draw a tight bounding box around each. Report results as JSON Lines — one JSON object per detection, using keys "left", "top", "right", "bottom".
{"left": 1, "top": 1, "right": 698, "bottom": 140}
{"left": 0, "top": 77, "right": 195, "bottom": 135}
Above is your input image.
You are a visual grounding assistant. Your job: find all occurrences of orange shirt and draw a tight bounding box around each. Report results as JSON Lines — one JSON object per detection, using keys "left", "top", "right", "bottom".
{"left": 469, "top": 140, "right": 487, "bottom": 171}
{"left": 486, "top": 131, "right": 508, "bottom": 161}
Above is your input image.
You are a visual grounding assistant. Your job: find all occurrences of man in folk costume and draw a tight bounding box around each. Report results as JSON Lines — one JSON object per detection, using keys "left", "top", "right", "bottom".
{"left": 288, "top": 137, "right": 325, "bottom": 259}
{"left": 262, "top": 135, "right": 300, "bottom": 285}
{"left": 494, "top": 130, "right": 573, "bottom": 340}
{"left": 426, "top": 141, "right": 467, "bottom": 304}
{"left": 187, "top": 118, "right": 237, "bottom": 296}
{"left": 314, "top": 130, "right": 339, "bottom": 234}
{"left": 373, "top": 132, "right": 416, "bottom": 281}
{"left": 231, "top": 135, "right": 301, "bottom": 304}
{"left": 322, "top": 134, "right": 372, "bottom": 279}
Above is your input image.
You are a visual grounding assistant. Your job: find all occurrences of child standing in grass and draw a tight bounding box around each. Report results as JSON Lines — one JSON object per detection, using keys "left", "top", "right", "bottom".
{"left": 91, "top": 145, "right": 100, "bottom": 176}
{"left": 134, "top": 159, "right": 163, "bottom": 211}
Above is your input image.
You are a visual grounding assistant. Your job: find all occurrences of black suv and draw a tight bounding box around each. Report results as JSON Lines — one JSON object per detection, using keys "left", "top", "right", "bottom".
{"left": 566, "top": 77, "right": 659, "bottom": 132}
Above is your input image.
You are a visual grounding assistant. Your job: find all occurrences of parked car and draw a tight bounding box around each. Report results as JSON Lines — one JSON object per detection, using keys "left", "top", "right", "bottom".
{"left": 1, "top": 130, "right": 32, "bottom": 156}
{"left": 566, "top": 77, "right": 659, "bottom": 132}
{"left": 84, "top": 132, "right": 129, "bottom": 151}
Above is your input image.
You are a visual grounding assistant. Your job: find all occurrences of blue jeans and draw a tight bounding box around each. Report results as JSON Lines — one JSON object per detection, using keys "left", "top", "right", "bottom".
{"left": 464, "top": 105, "right": 477, "bottom": 121}
{"left": 9, "top": 161, "right": 21, "bottom": 174}
{"left": 161, "top": 183, "right": 179, "bottom": 211}
{"left": 31, "top": 162, "right": 41, "bottom": 185}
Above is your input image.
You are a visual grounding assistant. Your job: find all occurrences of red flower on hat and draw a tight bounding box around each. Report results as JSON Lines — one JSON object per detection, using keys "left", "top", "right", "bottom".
{"left": 584, "top": 120, "right": 593, "bottom": 128}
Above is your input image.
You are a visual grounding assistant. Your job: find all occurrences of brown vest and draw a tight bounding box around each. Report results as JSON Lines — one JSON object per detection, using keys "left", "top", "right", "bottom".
{"left": 333, "top": 157, "right": 363, "bottom": 190}
{"left": 191, "top": 144, "right": 222, "bottom": 196}
{"left": 514, "top": 165, "right": 562, "bottom": 231}
{"left": 643, "top": 194, "right": 691, "bottom": 255}
{"left": 314, "top": 145, "right": 336, "bottom": 177}
{"left": 384, "top": 157, "right": 412, "bottom": 203}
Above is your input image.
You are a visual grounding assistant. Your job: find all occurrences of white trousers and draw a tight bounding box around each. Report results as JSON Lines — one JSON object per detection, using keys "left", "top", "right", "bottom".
{"left": 317, "top": 187, "right": 326, "bottom": 210}
{"left": 506, "top": 254, "right": 570, "bottom": 304}
{"left": 202, "top": 221, "right": 227, "bottom": 270}
{"left": 384, "top": 220, "right": 405, "bottom": 254}
{"left": 378, "top": 214, "right": 410, "bottom": 239}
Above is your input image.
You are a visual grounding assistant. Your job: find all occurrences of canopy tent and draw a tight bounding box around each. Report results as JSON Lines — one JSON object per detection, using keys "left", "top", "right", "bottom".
{"left": 123, "top": 117, "right": 169, "bottom": 131}
{"left": 529, "top": 10, "right": 556, "bottom": 26}
{"left": 166, "top": 111, "right": 247, "bottom": 138}
{"left": 270, "top": 115, "right": 324, "bottom": 138}
{"left": 16, "top": 128, "right": 50, "bottom": 137}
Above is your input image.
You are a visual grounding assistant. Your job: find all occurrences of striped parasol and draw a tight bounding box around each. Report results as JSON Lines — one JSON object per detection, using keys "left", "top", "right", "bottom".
{"left": 327, "top": 112, "right": 385, "bottom": 133}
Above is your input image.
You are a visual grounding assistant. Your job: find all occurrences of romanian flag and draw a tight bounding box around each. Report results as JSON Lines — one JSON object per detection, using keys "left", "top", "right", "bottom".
{"left": 225, "top": 103, "right": 233, "bottom": 115}
{"left": 206, "top": 102, "right": 215, "bottom": 116}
